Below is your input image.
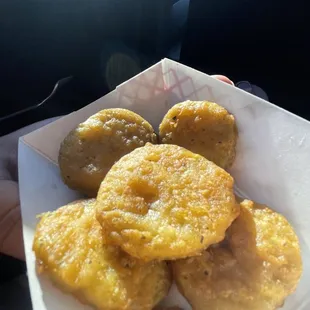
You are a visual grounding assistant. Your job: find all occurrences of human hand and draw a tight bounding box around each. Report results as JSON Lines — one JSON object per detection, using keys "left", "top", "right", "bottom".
{"left": 0, "top": 76, "right": 233, "bottom": 260}
{"left": 0, "top": 118, "right": 60, "bottom": 260}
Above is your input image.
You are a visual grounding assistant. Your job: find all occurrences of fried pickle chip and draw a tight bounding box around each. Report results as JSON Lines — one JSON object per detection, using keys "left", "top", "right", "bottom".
{"left": 173, "top": 200, "right": 302, "bottom": 310}
{"left": 58, "top": 109, "right": 157, "bottom": 197}
{"left": 229, "top": 200, "right": 302, "bottom": 286}
{"left": 96, "top": 143, "right": 239, "bottom": 261}
{"left": 159, "top": 101, "right": 237, "bottom": 169}
{"left": 33, "top": 199, "right": 171, "bottom": 310}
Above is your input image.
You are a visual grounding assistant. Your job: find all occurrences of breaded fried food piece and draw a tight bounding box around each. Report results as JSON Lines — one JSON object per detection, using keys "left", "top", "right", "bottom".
{"left": 33, "top": 199, "right": 171, "bottom": 310}
{"left": 96, "top": 143, "right": 239, "bottom": 261}
{"left": 59, "top": 109, "right": 157, "bottom": 197}
{"left": 173, "top": 200, "right": 302, "bottom": 310}
{"left": 159, "top": 101, "right": 237, "bottom": 169}
{"left": 228, "top": 200, "right": 302, "bottom": 285}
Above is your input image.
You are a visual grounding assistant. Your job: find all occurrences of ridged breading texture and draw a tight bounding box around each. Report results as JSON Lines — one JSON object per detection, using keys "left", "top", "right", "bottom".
{"left": 172, "top": 200, "right": 302, "bottom": 310}
{"left": 33, "top": 199, "right": 171, "bottom": 310}
{"left": 159, "top": 101, "right": 237, "bottom": 169}
{"left": 96, "top": 143, "right": 239, "bottom": 261}
{"left": 59, "top": 109, "right": 157, "bottom": 196}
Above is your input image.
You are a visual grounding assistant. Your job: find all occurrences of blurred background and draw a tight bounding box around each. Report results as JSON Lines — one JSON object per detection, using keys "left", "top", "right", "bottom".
{"left": 0, "top": 0, "right": 308, "bottom": 136}
{"left": 0, "top": 0, "right": 308, "bottom": 307}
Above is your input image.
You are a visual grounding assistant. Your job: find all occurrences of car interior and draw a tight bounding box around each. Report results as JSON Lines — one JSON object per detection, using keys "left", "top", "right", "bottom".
{"left": 0, "top": 0, "right": 308, "bottom": 308}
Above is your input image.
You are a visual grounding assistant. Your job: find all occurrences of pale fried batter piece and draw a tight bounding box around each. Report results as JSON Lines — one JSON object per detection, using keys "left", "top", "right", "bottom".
{"left": 173, "top": 200, "right": 302, "bottom": 310}
{"left": 159, "top": 101, "right": 237, "bottom": 169}
{"left": 33, "top": 199, "right": 171, "bottom": 310}
{"left": 96, "top": 143, "right": 239, "bottom": 261}
{"left": 229, "top": 200, "right": 302, "bottom": 289}
{"left": 59, "top": 109, "right": 157, "bottom": 197}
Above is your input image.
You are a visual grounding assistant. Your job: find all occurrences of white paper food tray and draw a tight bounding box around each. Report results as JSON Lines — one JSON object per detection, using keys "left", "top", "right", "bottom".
{"left": 18, "top": 59, "right": 310, "bottom": 310}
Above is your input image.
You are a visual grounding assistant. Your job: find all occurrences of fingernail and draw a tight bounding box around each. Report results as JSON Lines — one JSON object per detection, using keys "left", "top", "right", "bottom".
{"left": 212, "top": 75, "right": 234, "bottom": 86}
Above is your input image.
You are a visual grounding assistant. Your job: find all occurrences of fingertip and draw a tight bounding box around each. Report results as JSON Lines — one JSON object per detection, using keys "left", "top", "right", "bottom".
{"left": 212, "top": 75, "right": 234, "bottom": 86}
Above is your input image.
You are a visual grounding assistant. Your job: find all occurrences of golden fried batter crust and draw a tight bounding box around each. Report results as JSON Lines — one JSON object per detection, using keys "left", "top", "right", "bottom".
{"left": 33, "top": 199, "right": 171, "bottom": 310}
{"left": 96, "top": 143, "right": 239, "bottom": 261}
{"left": 229, "top": 200, "right": 302, "bottom": 288}
{"left": 159, "top": 101, "right": 237, "bottom": 169}
{"left": 59, "top": 109, "right": 157, "bottom": 197}
{"left": 173, "top": 200, "right": 302, "bottom": 310}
